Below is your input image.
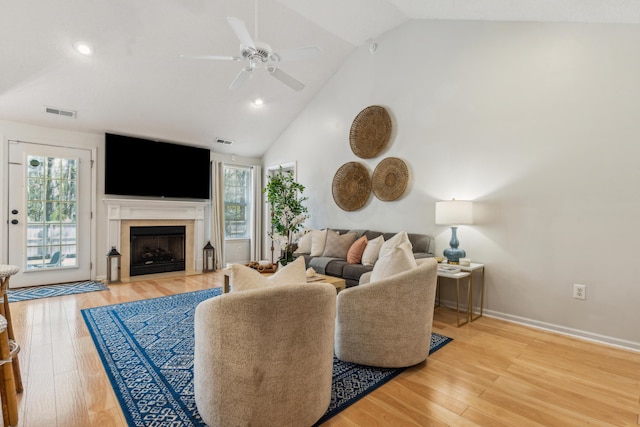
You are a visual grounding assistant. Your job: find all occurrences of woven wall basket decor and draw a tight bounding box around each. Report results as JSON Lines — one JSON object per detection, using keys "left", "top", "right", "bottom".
{"left": 332, "top": 162, "right": 371, "bottom": 211}
{"left": 372, "top": 157, "right": 409, "bottom": 201}
{"left": 349, "top": 105, "right": 392, "bottom": 159}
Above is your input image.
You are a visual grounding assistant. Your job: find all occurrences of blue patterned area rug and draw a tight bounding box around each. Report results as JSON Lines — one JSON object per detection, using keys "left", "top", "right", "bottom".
{"left": 7, "top": 280, "right": 109, "bottom": 303}
{"left": 82, "top": 288, "right": 452, "bottom": 426}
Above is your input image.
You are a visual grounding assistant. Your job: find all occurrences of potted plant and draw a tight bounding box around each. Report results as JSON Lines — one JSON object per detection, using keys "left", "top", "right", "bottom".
{"left": 264, "top": 167, "right": 309, "bottom": 265}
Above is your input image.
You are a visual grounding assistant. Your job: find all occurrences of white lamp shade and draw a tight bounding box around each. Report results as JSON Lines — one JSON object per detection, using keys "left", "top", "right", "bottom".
{"left": 435, "top": 200, "right": 473, "bottom": 225}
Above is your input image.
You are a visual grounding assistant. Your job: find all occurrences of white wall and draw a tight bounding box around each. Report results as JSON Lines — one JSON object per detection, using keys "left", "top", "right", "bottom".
{"left": 223, "top": 239, "right": 252, "bottom": 265}
{"left": 262, "top": 20, "right": 640, "bottom": 349}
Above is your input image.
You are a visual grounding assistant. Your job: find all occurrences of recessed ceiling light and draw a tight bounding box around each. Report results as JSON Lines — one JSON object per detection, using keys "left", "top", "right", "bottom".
{"left": 252, "top": 98, "right": 264, "bottom": 107}
{"left": 73, "top": 41, "right": 93, "bottom": 56}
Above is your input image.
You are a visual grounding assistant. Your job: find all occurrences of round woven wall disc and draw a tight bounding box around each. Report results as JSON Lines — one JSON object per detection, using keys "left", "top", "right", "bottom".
{"left": 349, "top": 105, "right": 392, "bottom": 159}
{"left": 332, "top": 162, "right": 371, "bottom": 211}
{"left": 372, "top": 157, "right": 408, "bottom": 201}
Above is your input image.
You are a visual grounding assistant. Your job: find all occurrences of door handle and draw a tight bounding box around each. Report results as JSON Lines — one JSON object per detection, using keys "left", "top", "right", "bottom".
{"left": 11, "top": 209, "right": 18, "bottom": 215}
{"left": 10, "top": 219, "right": 18, "bottom": 225}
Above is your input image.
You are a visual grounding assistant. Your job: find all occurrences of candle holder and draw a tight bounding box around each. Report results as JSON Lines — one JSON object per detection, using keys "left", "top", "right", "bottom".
{"left": 203, "top": 241, "right": 215, "bottom": 272}
{"left": 107, "top": 246, "right": 121, "bottom": 283}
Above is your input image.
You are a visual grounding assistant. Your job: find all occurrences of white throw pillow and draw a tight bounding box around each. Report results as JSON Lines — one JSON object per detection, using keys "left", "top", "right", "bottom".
{"left": 361, "top": 235, "right": 384, "bottom": 266}
{"left": 229, "top": 256, "right": 306, "bottom": 292}
{"left": 370, "top": 231, "right": 417, "bottom": 282}
{"left": 294, "top": 231, "right": 312, "bottom": 254}
{"left": 310, "top": 229, "right": 328, "bottom": 257}
{"left": 378, "top": 231, "right": 412, "bottom": 255}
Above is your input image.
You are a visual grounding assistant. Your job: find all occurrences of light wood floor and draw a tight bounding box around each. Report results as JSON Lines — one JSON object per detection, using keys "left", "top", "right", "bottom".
{"left": 7, "top": 272, "right": 640, "bottom": 426}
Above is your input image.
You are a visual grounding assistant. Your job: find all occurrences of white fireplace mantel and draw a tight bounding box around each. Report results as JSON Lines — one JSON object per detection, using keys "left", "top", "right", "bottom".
{"left": 104, "top": 198, "right": 209, "bottom": 275}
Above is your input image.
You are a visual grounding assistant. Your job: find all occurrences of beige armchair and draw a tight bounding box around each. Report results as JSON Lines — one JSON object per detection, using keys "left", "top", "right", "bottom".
{"left": 194, "top": 282, "right": 336, "bottom": 427}
{"left": 334, "top": 258, "right": 438, "bottom": 368}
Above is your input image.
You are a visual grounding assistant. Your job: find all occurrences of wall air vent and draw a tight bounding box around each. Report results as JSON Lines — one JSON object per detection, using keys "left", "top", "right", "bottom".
{"left": 215, "top": 138, "right": 234, "bottom": 145}
{"left": 44, "top": 106, "right": 77, "bottom": 118}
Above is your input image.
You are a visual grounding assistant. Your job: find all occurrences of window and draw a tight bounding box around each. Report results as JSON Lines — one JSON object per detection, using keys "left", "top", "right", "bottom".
{"left": 26, "top": 155, "right": 78, "bottom": 269}
{"left": 223, "top": 165, "right": 253, "bottom": 239}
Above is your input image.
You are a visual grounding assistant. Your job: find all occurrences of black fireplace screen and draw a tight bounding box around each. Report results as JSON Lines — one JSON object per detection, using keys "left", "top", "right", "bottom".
{"left": 130, "top": 226, "right": 186, "bottom": 276}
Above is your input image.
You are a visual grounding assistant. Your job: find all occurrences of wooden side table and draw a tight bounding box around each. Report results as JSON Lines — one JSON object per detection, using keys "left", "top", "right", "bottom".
{"left": 0, "top": 266, "right": 22, "bottom": 393}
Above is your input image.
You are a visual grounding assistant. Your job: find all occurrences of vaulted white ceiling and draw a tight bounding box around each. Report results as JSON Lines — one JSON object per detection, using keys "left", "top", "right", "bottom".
{"left": 2, "top": 0, "right": 638, "bottom": 157}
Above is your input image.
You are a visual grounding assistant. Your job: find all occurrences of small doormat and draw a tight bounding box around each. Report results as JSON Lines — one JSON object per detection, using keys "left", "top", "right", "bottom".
{"left": 7, "top": 280, "right": 109, "bottom": 303}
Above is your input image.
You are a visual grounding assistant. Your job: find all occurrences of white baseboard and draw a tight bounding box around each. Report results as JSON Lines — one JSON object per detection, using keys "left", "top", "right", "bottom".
{"left": 438, "top": 299, "right": 640, "bottom": 353}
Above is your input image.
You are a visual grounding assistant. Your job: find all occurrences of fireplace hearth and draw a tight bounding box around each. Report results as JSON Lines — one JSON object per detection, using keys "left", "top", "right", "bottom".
{"left": 130, "top": 225, "right": 186, "bottom": 276}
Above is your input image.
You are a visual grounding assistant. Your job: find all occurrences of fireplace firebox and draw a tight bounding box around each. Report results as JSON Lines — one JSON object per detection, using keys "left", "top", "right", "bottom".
{"left": 130, "top": 226, "right": 186, "bottom": 276}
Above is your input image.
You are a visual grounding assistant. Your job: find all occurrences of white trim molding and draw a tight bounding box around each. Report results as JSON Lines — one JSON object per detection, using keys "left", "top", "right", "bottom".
{"left": 437, "top": 298, "right": 640, "bottom": 352}
{"left": 104, "top": 198, "right": 208, "bottom": 277}
{"left": 484, "top": 309, "right": 640, "bottom": 353}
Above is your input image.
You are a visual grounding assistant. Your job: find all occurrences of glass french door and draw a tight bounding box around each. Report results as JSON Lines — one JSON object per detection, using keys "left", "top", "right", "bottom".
{"left": 8, "top": 141, "right": 92, "bottom": 288}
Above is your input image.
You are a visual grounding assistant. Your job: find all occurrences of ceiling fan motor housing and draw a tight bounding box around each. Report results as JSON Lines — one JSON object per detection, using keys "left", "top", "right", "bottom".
{"left": 240, "top": 42, "right": 277, "bottom": 68}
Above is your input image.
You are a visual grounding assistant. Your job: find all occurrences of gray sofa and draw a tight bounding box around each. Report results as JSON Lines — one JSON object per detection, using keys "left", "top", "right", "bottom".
{"left": 293, "top": 229, "right": 434, "bottom": 288}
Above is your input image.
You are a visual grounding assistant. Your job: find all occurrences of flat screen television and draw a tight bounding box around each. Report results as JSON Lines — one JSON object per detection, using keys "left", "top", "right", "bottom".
{"left": 105, "top": 132, "right": 211, "bottom": 199}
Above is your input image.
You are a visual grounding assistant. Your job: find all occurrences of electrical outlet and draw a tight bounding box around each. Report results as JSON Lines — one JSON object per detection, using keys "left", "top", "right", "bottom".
{"left": 573, "top": 284, "right": 586, "bottom": 300}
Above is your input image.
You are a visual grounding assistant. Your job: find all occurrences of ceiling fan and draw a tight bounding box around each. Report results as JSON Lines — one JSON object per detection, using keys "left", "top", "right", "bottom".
{"left": 181, "top": 3, "right": 321, "bottom": 91}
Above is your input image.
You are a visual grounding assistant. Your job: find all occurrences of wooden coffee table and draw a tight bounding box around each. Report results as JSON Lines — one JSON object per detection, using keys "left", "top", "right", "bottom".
{"left": 222, "top": 269, "right": 345, "bottom": 294}
{"left": 306, "top": 274, "right": 346, "bottom": 293}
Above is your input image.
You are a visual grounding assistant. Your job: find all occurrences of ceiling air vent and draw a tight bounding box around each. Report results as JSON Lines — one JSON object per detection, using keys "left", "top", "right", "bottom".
{"left": 44, "top": 106, "right": 77, "bottom": 118}
{"left": 215, "top": 138, "right": 234, "bottom": 145}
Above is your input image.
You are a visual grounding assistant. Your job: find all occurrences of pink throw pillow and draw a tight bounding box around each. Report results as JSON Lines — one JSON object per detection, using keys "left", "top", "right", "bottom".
{"left": 347, "top": 235, "right": 368, "bottom": 264}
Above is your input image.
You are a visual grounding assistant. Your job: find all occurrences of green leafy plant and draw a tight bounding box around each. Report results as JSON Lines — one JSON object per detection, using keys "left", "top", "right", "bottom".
{"left": 264, "top": 167, "right": 309, "bottom": 265}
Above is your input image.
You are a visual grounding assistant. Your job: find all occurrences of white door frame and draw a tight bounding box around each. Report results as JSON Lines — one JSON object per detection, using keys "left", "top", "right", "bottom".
{"left": 2, "top": 139, "right": 97, "bottom": 285}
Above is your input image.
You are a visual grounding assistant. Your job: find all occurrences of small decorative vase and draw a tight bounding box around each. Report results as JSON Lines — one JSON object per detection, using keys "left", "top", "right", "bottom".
{"left": 279, "top": 247, "right": 294, "bottom": 266}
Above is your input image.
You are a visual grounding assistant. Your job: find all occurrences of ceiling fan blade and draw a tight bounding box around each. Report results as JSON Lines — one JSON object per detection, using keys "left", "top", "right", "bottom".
{"left": 227, "top": 17, "right": 256, "bottom": 49}
{"left": 274, "top": 46, "right": 322, "bottom": 63}
{"left": 229, "top": 67, "right": 252, "bottom": 90}
{"left": 180, "top": 54, "right": 241, "bottom": 61}
{"left": 266, "top": 66, "right": 305, "bottom": 91}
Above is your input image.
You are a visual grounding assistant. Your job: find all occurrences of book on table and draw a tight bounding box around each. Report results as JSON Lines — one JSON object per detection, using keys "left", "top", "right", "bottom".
{"left": 437, "top": 265, "right": 461, "bottom": 274}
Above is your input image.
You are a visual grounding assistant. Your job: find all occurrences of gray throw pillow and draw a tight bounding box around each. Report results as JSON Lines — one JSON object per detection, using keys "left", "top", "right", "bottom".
{"left": 322, "top": 231, "right": 357, "bottom": 258}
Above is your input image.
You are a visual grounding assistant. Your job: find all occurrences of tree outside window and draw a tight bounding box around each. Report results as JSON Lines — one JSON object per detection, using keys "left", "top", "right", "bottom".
{"left": 223, "top": 165, "right": 252, "bottom": 239}
{"left": 26, "top": 155, "right": 77, "bottom": 268}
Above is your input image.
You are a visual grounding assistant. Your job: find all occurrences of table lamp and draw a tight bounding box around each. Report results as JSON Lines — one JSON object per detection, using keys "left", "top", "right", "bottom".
{"left": 435, "top": 199, "right": 473, "bottom": 264}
